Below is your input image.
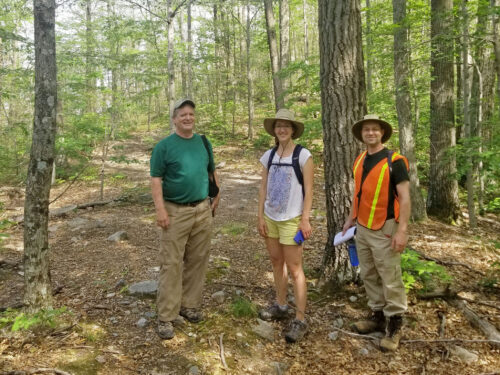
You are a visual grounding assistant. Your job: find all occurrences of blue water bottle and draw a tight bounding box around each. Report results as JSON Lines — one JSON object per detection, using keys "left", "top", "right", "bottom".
{"left": 347, "top": 239, "right": 359, "bottom": 267}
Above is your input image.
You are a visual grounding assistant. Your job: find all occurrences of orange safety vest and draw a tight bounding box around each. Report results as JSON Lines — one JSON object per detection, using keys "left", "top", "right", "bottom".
{"left": 352, "top": 150, "right": 409, "bottom": 230}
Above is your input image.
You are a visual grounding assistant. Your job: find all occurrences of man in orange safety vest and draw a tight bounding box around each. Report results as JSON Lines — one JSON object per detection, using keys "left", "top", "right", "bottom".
{"left": 342, "top": 114, "right": 411, "bottom": 352}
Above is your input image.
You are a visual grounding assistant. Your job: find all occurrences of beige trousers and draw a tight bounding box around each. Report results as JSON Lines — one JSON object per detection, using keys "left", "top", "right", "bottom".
{"left": 356, "top": 219, "right": 407, "bottom": 317}
{"left": 157, "top": 199, "right": 212, "bottom": 322}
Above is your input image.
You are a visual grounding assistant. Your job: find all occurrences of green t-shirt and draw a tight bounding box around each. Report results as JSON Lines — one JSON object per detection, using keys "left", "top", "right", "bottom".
{"left": 150, "top": 133, "right": 215, "bottom": 203}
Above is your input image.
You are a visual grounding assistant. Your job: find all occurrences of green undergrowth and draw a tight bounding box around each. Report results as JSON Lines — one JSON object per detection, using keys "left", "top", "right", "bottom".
{"left": 401, "top": 249, "right": 452, "bottom": 293}
{"left": 0, "top": 307, "right": 71, "bottom": 332}
{"left": 230, "top": 296, "right": 257, "bottom": 318}
{"left": 219, "top": 222, "right": 247, "bottom": 236}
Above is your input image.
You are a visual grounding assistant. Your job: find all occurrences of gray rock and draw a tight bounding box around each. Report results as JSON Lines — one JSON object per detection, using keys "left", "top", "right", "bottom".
{"left": 349, "top": 296, "right": 358, "bottom": 302}
{"left": 95, "top": 355, "right": 106, "bottom": 364}
{"left": 128, "top": 280, "right": 158, "bottom": 297}
{"left": 235, "top": 289, "right": 243, "bottom": 296}
{"left": 450, "top": 345, "right": 478, "bottom": 364}
{"left": 359, "top": 348, "right": 370, "bottom": 356}
{"left": 211, "top": 290, "right": 226, "bottom": 304}
{"left": 271, "top": 361, "right": 289, "bottom": 375}
{"left": 251, "top": 319, "right": 275, "bottom": 342}
{"left": 333, "top": 317, "right": 344, "bottom": 328}
{"left": 106, "top": 293, "right": 116, "bottom": 298}
{"left": 328, "top": 331, "right": 339, "bottom": 341}
{"left": 149, "top": 266, "right": 160, "bottom": 273}
{"left": 136, "top": 317, "right": 148, "bottom": 328}
{"left": 188, "top": 365, "right": 200, "bottom": 375}
{"left": 107, "top": 231, "right": 128, "bottom": 242}
{"left": 109, "top": 317, "right": 118, "bottom": 324}
{"left": 144, "top": 311, "right": 156, "bottom": 319}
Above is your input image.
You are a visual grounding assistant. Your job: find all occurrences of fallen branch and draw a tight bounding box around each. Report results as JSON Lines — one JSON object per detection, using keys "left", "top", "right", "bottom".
{"left": 219, "top": 333, "right": 228, "bottom": 370}
{"left": 450, "top": 299, "right": 500, "bottom": 347}
{"left": 419, "top": 289, "right": 500, "bottom": 312}
{"left": 332, "top": 328, "right": 378, "bottom": 341}
{"left": 49, "top": 163, "right": 89, "bottom": 205}
{"left": 437, "top": 311, "right": 446, "bottom": 338}
{"left": 1, "top": 368, "right": 72, "bottom": 375}
{"left": 409, "top": 247, "right": 485, "bottom": 276}
{"left": 76, "top": 200, "right": 114, "bottom": 209}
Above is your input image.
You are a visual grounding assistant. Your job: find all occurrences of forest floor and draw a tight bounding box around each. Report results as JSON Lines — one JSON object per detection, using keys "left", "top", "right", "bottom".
{"left": 0, "top": 131, "right": 499, "bottom": 375}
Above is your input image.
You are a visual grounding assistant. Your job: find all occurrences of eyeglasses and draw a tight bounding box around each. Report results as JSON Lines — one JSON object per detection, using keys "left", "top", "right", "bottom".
{"left": 275, "top": 124, "right": 292, "bottom": 129}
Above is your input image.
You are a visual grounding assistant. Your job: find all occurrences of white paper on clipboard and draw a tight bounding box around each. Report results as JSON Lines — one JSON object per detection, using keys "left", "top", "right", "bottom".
{"left": 333, "top": 226, "right": 356, "bottom": 246}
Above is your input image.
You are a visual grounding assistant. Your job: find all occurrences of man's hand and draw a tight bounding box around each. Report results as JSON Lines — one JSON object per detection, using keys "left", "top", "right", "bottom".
{"left": 156, "top": 209, "right": 170, "bottom": 229}
{"left": 257, "top": 217, "right": 268, "bottom": 238}
{"left": 210, "top": 196, "right": 220, "bottom": 216}
{"left": 391, "top": 229, "right": 408, "bottom": 253}
{"left": 342, "top": 217, "right": 355, "bottom": 235}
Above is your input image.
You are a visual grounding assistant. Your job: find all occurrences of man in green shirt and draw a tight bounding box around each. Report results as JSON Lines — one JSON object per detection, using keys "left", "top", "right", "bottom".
{"left": 150, "top": 98, "right": 220, "bottom": 340}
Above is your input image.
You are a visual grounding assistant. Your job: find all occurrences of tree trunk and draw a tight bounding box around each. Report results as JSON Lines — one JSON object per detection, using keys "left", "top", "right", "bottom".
{"left": 427, "top": 0, "right": 460, "bottom": 223}
{"left": 179, "top": 9, "right": 187, "bottom": 97}
{"left": 461, "top": 0, "right": 477, "bottom": 228}
{"left": 85, "top": 0, "right": 95, "bottom": 113}
{"left": 319, "top": 0, "right": 365, "bottom": 284}
{"left": 492, "top": 0, "right": 500, "bottom": 115}
{"left": 279, "top": 0, "right": 290, "bottom": 100}
{"left": 264, "top": 0, "right": 285, "bottom": 110}
{"left": 246, "top": 2, "right": 254, "bottom": 140}
{"left": 24, "top": 0, "right": 57, "bottom": 312}
{"left": 365, "top": 0, "right": 373, "bottom": 96}
{"left": 187, "top": 0, "right": 193, "bottom": 98}
{"left": 213, "top": 5, "right": 221, "bottom": 113}
{"left": 392, "top": 0, "right": 427, "bottom": 221}
{"left": 167, "top": 0, "right": 175, "bottom": 132}
{"left": 303, "top": 0, "right": 309, "bottom": 102}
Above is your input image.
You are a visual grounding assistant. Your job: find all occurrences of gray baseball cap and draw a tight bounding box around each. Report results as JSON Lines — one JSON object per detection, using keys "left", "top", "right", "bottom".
{"left": 173, "top": 98, "right": 195, "bottom": 110}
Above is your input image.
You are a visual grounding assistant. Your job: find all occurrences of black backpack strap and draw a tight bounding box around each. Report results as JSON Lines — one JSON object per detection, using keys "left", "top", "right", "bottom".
{"left": 267, "top": 146, "right": 278, "bottom": 171}
{"left": 387, "top": 150, "right": 398, "bottom": 196}
{"left": 201, "top": 135, "right": 213, "bottom": 172}
{"left": 292, "top": 144, "right": 304, "bottom": 198}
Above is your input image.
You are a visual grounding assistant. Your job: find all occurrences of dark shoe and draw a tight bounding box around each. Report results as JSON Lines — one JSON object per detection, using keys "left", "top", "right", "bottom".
{"left": 157, "top": 320, "right": 175, "bottom": 340}
{"left": 259, "top": 303, "right": 289, "bottom": 321}
{"left": 352, "top": 310, "right": 385, "bottom": 334}
{"left": 380, "top": 315, "right": 403, "bottom": 352}
{"left": 284, "top": 319, "right": 308, "bottom": 343}
{"left": 179, "top": 307, "right": 203, "bottom": 323}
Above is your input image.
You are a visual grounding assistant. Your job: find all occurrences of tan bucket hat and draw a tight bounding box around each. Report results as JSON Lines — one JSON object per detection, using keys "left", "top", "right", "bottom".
{"left": 263, "top": 109, "right": 304, "bottom": 139}
{"left": 352, "top": 114, "right": 393, "bottom": 143}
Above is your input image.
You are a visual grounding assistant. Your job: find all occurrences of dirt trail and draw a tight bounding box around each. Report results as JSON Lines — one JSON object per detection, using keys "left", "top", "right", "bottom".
{"left": 0, "top": 134, "right": 499, "bottom": 374}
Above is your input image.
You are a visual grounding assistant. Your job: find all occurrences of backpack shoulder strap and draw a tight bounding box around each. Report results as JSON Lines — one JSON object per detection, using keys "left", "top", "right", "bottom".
{"left": 201, "top": 135, "right": 212, "bottom": 172}
{"left": 386, "top": 150, "right": 397, "bottom": 196}
{"left": 267, "top": 146, "right": 279, "bottom": 170}
{"left": 292, "top": 144, "right": 305, "bottom": 198}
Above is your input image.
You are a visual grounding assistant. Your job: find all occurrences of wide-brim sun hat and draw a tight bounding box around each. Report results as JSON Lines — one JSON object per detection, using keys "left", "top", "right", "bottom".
{"left": 263, "top": 108, "right": 304, "bottom": 140}
{"left": 352, "top": 114, "right": 393, "bottom": 143}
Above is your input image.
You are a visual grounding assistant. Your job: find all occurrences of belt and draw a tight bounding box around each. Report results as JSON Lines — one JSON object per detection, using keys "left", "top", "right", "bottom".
{"left": 168, "top": 199, "right": 206, "bottom": 207}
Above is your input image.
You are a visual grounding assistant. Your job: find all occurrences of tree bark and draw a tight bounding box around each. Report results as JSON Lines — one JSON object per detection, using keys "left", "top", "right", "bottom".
{"left": 24, "top": 0, "right": 57, "bottom": 312}
{"left": 492, "top": 0, "right": 500, "bottom": 116}
{"left": 392, "top": 0, "right": 427, "bottom": 221}
{"left": 246, "top": 2, "right": 254, "bottom": 140}
{"left": 427, "top": 0, "right": 461, "bottom": 222}
{"left": 279, "top": 0, "right": 290, "bottom": 100}
{"left": 187, "top": 0, "right": 193, "bottom": 98}
{"left": 461, "top": 0, "right": 477, "bottom": 228}
{"left": 167, "top": 0, "right": 175, "bottom": 132}
{"left": 85, "top": 0, "right": 95, "bottom": 113}
{"left": 264, "top": 0, "right": 285, "bottom": 110}
{"left": 318, "top": 0, "right": 365, "bottom": 283}
{"left": 302, "top": 0, "right": 309, "bottom": 102}
{"left": 365, "top": 0, "right": 373, "bottom": 96}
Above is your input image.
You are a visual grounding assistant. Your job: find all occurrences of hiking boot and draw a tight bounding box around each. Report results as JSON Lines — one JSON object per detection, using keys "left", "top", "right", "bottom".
{"left": 157, "top": 320, "right": 175, "bottom": 340}
{"left": 179, "top": 307, "right": 203, "bottom": 323}
{"left": 380, "top": 315, "right": 403, "bottom": 352}
{"left": 284, "top": 319, "right": 308, "bottom": 343}
{"left": 352, "top": 310, "right": 386, "bottom": 334}
{"left": 259, "top": 303, "right": 289, "bottom": 321}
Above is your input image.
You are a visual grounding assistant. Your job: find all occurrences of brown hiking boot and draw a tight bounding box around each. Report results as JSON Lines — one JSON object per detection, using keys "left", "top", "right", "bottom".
{"left": 156, "top": 320, "right": 175, "bottom": 340}
{"left": 352, "top": 310, "right": 385, "bottom": 334}
{"left": 179, "top": 307, "right": 203, "bottom": 323}
{"left": 380, "top": 315, "right": 403, "bottom": 352}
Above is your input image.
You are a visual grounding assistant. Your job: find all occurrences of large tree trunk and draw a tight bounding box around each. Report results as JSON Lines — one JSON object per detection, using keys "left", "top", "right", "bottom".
{"left": 279, "top": 0, "right": 290, "bottom": 100}
{"left": 85, "top": 0, "right": 95, "bottom": 113}
{"left": 246, "top": 2, "right": 254, "bottom": 140}
{"left": 264, "top": 0, "right": 284, "bottom": 110}
{"left": 365, "top": 0, "right": 373, "bottom": 96}
{"left": 319, "top": 0, "right": 365, "bottom": 284}
{"left": 392, "top": 0, "right": 427, "bottom": 221}
{"left": 167, "top": 0, "right": 175, "bottom": 132}
{"left": 179, "top": 9, "right": 187, "bottom": 97}
{"left": 461, "top": 0, "right": 477, "bottom": 228}
{"left": 24, "top": 0, "right": 57, "bottom": 313}
{"left": 187, "top": 0, "right": 193, "bottom": 98}
{"left": 302, "top": 0, "right": 309, "bottom": 102}
{"left": 427, "top": 0, "right": 460, "bottom": 222}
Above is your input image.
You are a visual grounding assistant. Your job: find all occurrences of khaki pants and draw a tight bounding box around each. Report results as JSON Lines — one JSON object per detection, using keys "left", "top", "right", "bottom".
{"left": 356, "top": 219, "right": 407, "bottom": 317}
{"left": 157, "top": 199, "right": 212, "bottom": 322}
